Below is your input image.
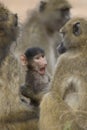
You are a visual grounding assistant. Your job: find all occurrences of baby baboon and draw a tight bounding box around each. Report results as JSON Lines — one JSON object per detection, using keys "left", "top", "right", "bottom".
{"left": 15, "top": 0, "right": 71, "bottom": 74}
{"left": 40, "top": 17, "right": 87, "bottom": 130}
{"left": 0, "top": 3, "right": 38, "bottom": 130}
{"left": 20, "top": 47, "right": 50, "bottom": 106}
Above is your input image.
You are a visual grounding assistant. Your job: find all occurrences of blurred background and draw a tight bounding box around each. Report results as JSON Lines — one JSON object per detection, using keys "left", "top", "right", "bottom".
{"left": 1, "top": 0, "right": 87, "bottom": 23}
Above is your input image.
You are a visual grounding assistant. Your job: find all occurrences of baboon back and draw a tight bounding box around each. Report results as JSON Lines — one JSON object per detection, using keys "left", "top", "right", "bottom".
{"left": 40, "top": 18, "right": 87, "bottom": 130}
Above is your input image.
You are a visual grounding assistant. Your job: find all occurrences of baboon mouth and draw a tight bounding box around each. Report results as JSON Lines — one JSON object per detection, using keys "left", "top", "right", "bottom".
{"left": 39, "top": 67, "right": 46, "bottom": 75}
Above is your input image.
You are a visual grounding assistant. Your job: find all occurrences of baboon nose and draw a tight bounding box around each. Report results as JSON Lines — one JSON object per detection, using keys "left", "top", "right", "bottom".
{"left": 15, "top": 13, "right": 18, "bottom": 19}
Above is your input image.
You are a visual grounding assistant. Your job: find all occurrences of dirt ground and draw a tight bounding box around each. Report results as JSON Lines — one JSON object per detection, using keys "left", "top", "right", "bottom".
{"left": 1, "top": 0, "right": 87, "bottom": 23}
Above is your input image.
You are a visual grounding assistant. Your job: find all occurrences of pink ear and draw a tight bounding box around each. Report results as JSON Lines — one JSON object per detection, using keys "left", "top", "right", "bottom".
{"left": 20, "top": 54, "right": 27, "bottom": 66}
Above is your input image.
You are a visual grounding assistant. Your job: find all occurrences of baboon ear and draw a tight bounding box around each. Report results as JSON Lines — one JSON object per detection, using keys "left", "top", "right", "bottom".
{"left": 20, "top": 54, "right": 28, "bottom": 66}
{"left": 39, "top": 1, "right": 47, "bottom": 12}
{"left": 73, "top": 22, "right": 81, "bottom": 36}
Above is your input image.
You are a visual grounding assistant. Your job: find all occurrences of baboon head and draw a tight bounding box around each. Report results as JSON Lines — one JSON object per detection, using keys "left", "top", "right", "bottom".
{"left": 0, "top": 3, "right": 18, "bottom": 48}
{"left": 39, "top": 0, "right": 71, "bottom": 32}
{"left": 58, "top": 18, "right": 87, "bottom": 53}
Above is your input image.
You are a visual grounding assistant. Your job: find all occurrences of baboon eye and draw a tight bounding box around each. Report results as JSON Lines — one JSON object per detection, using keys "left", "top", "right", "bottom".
{"left": 73, "top": 22, "right": 81, "bottom": 36}
{"left": 39, "top": 1, "right": 47, "bottom": 12}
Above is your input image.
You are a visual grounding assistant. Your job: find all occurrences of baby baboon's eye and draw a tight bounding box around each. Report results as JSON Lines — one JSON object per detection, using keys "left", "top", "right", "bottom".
{"left": 73, "top": 22, "right": 81, "bottom": 36}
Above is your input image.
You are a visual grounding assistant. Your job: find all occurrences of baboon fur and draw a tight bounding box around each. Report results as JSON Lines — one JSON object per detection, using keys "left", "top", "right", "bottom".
{"left": 0, "top": 3, "right": 39, "bottom": 130}
{"left": 15, "top": 0, "right": 71, "bottom": 74}
{"left": 39, "top": 17, "right": 87, "bottom": 130}
{"left": 20, "top": 68, "right": 51, "bottom": 106}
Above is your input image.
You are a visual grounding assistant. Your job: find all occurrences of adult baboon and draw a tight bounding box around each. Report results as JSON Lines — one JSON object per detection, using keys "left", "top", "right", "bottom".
{"left": 15, "top": 0, "right": 71, "bottom": 74}
{"left": 40, "top": 17, "right": 87, "bottom": 130}
{"left": 0, "top": 3, "right": 39, "bottom": 130}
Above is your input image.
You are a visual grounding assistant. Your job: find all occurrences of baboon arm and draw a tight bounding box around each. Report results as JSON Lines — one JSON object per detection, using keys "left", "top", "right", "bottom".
{"left": 21, "top": 84, "right": 49, "bottom": 105}
{"left": 40, "top": 92, "right": 83, "bottom": 130}
{"left": 0, "top": 108, "right": 39, "bottom": 123}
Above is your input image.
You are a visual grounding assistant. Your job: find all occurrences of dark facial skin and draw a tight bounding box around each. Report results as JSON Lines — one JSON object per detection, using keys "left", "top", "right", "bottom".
{"left": 57, "top": 42, "right": 67, "bottom": 54}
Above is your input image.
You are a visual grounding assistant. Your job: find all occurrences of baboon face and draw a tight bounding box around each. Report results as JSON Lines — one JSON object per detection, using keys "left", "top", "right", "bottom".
{"left": 30, "top": 53, "right": 47, "bottom": 75}
{"left": 0, "top": 3, "right": 18, "bottom": 47}
{"left": 39, "top": 0, "right": 71, "bottom": 31}
{"left": 58, "top": 18, "right": 87, "bottom": 51}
